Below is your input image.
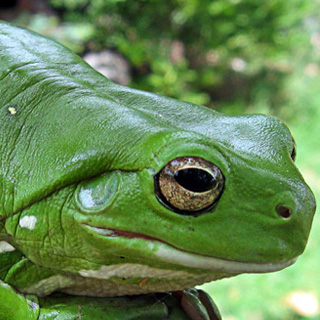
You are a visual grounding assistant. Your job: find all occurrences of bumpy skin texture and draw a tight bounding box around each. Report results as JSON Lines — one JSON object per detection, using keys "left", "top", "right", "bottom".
{"left": 0, "top": 21, "right": 316, "bottom": 319}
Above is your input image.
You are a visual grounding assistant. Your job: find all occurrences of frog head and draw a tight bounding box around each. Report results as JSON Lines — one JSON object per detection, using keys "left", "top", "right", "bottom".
{"left": 0, "top": 21, "right": 315, "bottom": 297}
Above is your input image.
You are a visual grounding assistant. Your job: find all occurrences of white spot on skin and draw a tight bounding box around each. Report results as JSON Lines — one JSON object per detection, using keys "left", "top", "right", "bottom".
{"left": 0, "top": 241, "right": 16, "bottom": 253}
{"left": 19, "top": 216, "right": 37, "bottom": 230}
{"left": 7, "top": 106, "right": 18, "bottom": 115}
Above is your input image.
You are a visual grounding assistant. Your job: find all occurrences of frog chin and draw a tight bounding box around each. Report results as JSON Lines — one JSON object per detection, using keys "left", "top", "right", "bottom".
{"left": 83, "top": 224, "right": 297, "bottom": 274}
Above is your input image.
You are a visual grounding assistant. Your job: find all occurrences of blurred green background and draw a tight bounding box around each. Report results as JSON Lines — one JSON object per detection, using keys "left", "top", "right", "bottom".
{"left": 1, "top": 0, "right": 320, "bottom": 319}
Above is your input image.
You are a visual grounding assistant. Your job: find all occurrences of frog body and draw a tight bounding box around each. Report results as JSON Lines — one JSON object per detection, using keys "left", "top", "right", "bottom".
{"left": 0, "top": 21, "right": 316, "bottom": 319}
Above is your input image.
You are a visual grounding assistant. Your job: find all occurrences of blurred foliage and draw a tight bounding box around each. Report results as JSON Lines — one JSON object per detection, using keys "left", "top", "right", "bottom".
{"left": 13, "top": 0, "right": 318, "bottom": 118}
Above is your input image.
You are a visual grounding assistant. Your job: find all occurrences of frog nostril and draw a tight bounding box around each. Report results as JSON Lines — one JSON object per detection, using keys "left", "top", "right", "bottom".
{"left": 276, "top": 205, "right": 292, "bottom": 219}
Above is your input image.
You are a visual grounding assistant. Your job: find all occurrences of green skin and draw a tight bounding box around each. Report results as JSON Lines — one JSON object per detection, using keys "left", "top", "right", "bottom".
{"left": 0, "top": 21, "right": 316, "bottom": 319}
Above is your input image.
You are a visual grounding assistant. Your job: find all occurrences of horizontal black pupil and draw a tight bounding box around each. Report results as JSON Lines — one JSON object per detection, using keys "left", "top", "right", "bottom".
{"left": 174, "top": 168, "right": 216, "bottom": 192}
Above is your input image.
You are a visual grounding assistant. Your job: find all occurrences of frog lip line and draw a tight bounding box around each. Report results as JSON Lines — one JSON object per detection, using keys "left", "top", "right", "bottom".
{"left": 82, "top": 224, "right": 297, "bottom": 274}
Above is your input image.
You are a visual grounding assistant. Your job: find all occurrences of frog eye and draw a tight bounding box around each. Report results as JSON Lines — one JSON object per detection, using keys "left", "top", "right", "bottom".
{"left": 154, "top": 157, "right": 224, "bottom": 215}
{"left": 290, "top": 143, "right": 296, "bottom": 162}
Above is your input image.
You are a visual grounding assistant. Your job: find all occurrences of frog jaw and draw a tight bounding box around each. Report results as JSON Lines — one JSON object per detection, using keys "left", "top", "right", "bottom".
{"left": 83, "top": 224, "right": 297, "bottom": 275}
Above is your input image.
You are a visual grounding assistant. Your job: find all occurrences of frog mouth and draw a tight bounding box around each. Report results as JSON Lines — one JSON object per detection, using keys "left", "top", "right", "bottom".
{"left": 83, "top": 224, "right": 297, "bottom": 274}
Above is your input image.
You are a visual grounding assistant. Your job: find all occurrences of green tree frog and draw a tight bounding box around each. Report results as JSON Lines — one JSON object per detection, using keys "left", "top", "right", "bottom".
{"left": 0, "top": 21, "right": 316, "bottom": 319}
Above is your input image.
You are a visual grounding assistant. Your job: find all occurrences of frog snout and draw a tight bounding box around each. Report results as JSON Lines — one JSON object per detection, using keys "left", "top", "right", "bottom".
{"left": 262, "top": 186, "right": 316, "bottom": 260}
